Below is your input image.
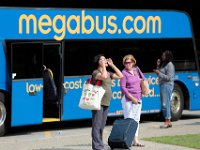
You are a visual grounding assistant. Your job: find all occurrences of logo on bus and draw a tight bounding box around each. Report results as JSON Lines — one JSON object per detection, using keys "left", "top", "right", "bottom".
{"left": 26, "top": 83, "right": 43, "bottom": 93}
{"left": 18, "top": 10, "right": 162, "bottom": 41}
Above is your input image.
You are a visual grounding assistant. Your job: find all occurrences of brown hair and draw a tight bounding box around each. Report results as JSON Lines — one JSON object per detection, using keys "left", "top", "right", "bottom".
{"left": 123, "top": 54, "right": 136, "bottom": 65}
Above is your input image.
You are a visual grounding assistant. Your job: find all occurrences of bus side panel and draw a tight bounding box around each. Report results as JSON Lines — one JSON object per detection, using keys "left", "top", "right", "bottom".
{"left": 62, "top": 76, "right": 127, "bottom": 121}
{"left": 62, "top": 74, "right": 162, "bottom": 121}
{"left": 62, "top": 77, "right": 92, "bottom": 120}
{"left": 140, "top": 74, "right": 161, "bottom": 114}
{"left": 11, "top": 80, "right": 43, "bottom": 126}
{"left": 175, "top": 72, "right": 200, "bottom": 110}
{"left": 0, "top": 42, "right": 10, "bottom": 92}
{"left": 62, "top": 72, "right": 200, "bottom": 121}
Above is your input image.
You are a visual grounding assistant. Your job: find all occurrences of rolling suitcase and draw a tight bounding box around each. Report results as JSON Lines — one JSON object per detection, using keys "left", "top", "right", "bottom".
{"left": 108, "top": 118, "right": 138, "bottom": 149}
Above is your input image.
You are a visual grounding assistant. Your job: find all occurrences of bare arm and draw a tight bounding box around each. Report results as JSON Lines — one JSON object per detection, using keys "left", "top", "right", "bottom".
{"left": 107, "top": 58, "right": 123, "bottom": 79}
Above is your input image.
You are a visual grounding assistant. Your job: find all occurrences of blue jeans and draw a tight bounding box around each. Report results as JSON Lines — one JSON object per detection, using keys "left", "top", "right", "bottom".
{"left": 160, "top": 83, "right": 173, "bottom": 119}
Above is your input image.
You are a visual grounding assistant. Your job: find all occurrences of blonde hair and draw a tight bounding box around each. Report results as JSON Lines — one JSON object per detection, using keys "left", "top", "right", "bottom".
{"left": 123, "top": 54, "right": 136, "bottom": 65}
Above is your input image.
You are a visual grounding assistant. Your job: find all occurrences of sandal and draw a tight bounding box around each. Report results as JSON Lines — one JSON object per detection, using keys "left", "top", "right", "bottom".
{"left": 160, "top": 123, "right": 172, "bottom": 128}
{"left": 133, "top": 143, "right": 145, "bottom": 147}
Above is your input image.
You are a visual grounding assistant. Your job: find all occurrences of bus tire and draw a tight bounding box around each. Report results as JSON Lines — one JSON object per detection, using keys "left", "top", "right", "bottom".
{"left": 0, "top": 92, "right": 9, "bottom": 136}
{"left": 170, "top": 83, "right": 184, "bottom": 121}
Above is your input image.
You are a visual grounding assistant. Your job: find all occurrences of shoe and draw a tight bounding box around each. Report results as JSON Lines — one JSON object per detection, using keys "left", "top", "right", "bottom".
{"left": 160, "top": 123, "right": 172, "bottom": 128}
{"left": 132, "top": 142, "right": 145, "bottom": 147}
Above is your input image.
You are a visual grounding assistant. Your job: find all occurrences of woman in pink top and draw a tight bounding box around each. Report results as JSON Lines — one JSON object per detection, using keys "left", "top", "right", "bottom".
{"left": 120, "top": 54, "right": 145, "bottom": 147}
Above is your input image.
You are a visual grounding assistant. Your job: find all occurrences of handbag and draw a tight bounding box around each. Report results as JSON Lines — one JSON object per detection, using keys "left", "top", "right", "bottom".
{"left": 137, "top": 67, "right": 150, "bottom": 96}
{"left": 79, "top": 78, "right": 105, "bottom": 110}
{"left": 140, "top": 80, "right": 150, "bottom": 96}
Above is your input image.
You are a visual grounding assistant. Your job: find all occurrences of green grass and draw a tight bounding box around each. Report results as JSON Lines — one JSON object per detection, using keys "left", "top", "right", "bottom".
{"left": 143, "top": 134, "right": 200, "bottom": 149}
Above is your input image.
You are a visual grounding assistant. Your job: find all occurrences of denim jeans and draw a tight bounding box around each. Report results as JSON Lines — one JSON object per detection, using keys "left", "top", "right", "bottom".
{"left": 160, "top": 83, "right": 173, "bottom": 119}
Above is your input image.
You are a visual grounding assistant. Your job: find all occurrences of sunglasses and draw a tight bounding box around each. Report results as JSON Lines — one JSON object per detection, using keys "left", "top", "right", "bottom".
{"left": 99, "top": 58, "right": 106, "bottom": 62}
{"left": 124, "top": 61, "right": 133, "bottom": 65}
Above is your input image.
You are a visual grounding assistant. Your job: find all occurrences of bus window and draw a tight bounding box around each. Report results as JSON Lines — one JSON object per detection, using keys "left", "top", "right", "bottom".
{"left": 11, "top": 43, "right": 43, "bottom": 79}
{"left": 64, "top": 39, "right": 196, "bottom": 76}
{"left": 195, "top": 39, "right": 200, "bottom": 71}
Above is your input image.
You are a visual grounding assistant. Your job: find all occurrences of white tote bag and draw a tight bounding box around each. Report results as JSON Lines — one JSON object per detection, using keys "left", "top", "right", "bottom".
{"left": 79, "top": 80, "right": 105, "bottom": 110}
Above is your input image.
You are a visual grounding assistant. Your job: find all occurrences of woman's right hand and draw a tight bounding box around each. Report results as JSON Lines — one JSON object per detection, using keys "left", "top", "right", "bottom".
{"left": 132, "top": 98, "right": 139, "bottom": 104}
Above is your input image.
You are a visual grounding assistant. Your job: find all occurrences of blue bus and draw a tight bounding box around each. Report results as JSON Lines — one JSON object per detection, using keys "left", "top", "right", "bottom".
{"left": 0, "top": 7, "right": 199, "bottom": 136}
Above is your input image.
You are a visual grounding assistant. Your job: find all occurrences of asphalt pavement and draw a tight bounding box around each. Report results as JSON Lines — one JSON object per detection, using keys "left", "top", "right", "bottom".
{"left": 0, "top": 110, "right": 199, "bottom": 150}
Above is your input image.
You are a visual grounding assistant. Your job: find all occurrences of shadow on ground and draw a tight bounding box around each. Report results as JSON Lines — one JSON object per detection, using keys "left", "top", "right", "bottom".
{"left": 5, "top": 112, "right": 200, "bottom": 137}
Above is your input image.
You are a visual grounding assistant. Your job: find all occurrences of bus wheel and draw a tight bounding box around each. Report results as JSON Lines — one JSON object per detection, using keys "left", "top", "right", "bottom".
{"left": 170, "top": 83, "right": 184, "bottom": 121}
{"left": 0, "top": 93, "right": 7, "bottom": 136}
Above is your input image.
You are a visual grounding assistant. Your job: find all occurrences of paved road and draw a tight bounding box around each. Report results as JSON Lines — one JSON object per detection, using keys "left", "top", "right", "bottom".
{"left": 0, "top": 110, "right": 199, "bottom": 150}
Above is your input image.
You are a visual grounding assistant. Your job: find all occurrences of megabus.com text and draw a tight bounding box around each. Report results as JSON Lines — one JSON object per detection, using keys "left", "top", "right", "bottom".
{"left": 19, "top": 10, "right": 162, "bottom": 41}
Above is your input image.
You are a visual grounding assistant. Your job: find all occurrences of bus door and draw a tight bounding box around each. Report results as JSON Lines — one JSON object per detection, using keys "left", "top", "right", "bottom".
{"left": 11, "top": 42, "right": 43, "bottom": 127}
{"left": 43, "top": 42, "right": 63, "bottom": 122}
